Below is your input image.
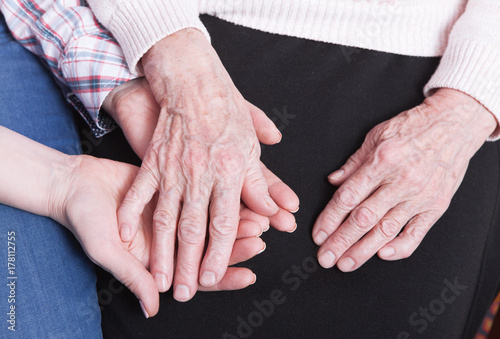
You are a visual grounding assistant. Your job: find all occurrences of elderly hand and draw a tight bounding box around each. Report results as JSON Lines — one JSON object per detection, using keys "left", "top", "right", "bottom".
{"left": 107, "top": 29, "right": 299, "bottom": 302}
{"left": 104, "top": 77, "right": 299, "bottom": 233}
{"left": 56, "top": 155, "right": 268, "bottom": 318}
{"left": 312, "top": 89, "right": 497, "bottom": 271}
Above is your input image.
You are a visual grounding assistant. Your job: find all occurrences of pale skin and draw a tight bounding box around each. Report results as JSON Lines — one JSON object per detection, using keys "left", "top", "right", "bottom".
{"left": 103, "top": 74, "right": 299, "bottom": 304}
{"left": 113, "top": 28, "right": 299, "bottom": 303}
{"left": 0, "top": 125, "right": 274, "bottom": 318}
{"left": 313, "top": 88, "right": 497, "bottom": 271}
{"left": 0, "top": 72, "right": 299, "bottom": 319}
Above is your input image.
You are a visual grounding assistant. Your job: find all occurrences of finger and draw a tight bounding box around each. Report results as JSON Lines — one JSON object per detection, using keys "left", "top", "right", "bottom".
{"left": 173, "top": 195, "right": 210, "bottom": 302}
{"left": 327, "top": 134, "right": 377, "bottom": 186}
{"left": 261, "top": 162, "right": 300, "bottom": 212}
{"left": 239, "top": 203, "right": 270, "bottom": 230}
{"left": 229, "top": 237, "right": 266, "bottom": 265}
{"left": 378, "top": 212, "right": 439, "bottom": 261}
{"left": 198, "top": 267, "right": 256, "bottom": 292}
{"left": 247, "top": 102, "right": 281, "bottom": 145}
{"left": 118, "top": 168, "right": 158, "bottom": 243}
{"left": 199, "top": 186, "right": 240, "bottom": 288}
{"left": 241, "top": 158, "right": 280, "bottom": 216}
{"left": 96, "top": 244, "right": 159, "bottom": 318}
{"left": 269, "top": 208, "right": 297, "bottom": 233}
{"left": 150, "top": 189, "right": 181, "bottom": 292}
{"left": 316, "top": 185, "right": 399, "bottom": 269}
{"left": 312, "top": 167, "right": 381, "bottom": 246}
{"left": 336, "top": 204, "right": 411, "bottom": 272}
{"left": 236, "top": 219, "right": 264, "bottom": 239}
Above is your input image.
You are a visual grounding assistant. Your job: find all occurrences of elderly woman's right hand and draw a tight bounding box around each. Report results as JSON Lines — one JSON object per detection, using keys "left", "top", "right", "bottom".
{"left": 116, "top": 28, "right": 290, "bottom": 302}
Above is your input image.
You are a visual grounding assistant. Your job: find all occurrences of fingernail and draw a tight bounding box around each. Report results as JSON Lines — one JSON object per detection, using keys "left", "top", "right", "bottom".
{"left": 287, "top": 223, "right": 297, "bottom": 233}
{"left": 265, "top": 196, "right": 279, "bottom": 212}
{"left": 200, "top": 271, "right": 216, "bottom": 287}
{"left": 337, "top": 257, "right": 355, "bottom": 272}
{"left": 379, "top": 247, "right": 395, "bottom": 258}
{"left": 314, "top": 231, "right": 328, "bottom": 245}
{"left": 258, "top": 228, "right": 264, "bottom": 236}
{"left": 328, "top": 169, "right": 344, "bottom": 182}
{"left": 277, "top": 130, "right": 282, "bottom": 143}
{"left": 155, "top": 273, "right": 168, "bottom": 292}
{"left": 258, "top": 243, "right": 267, "bottom": 254}
{"left": 139, "top": 301, "right": 149, "bottom": 319}
{"left": 290, "top": 206, "right": 300, "bottom": 213}
{"left": 263, "top": 224, "right": 270, "bottom": 232}
{"left": 251, "top": 274, "right": 257, "bottom": 285}
{"left": 318, "top": 250, "right": 336, "bottom": 269}
{"left": 120, "top": 225, "right": 131, "bottom": 242}
{"left": 174, "top": 285, "right": 190, "bottom": 302}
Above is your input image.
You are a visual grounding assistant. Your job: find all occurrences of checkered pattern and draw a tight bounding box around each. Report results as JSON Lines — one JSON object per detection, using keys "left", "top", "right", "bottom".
{"left": 0, "top": 0, "right": 135, "bottom": 136}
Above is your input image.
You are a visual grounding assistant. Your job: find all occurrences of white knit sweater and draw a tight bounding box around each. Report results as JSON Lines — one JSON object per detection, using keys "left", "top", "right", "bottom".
{"left": 87, "top": 0, "right": 500, "bottom": 139}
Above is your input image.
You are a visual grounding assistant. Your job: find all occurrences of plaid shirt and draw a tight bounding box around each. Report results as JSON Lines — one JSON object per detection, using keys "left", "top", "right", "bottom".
{"left": 0, "top": 0, "right": 135, "bottom": 137}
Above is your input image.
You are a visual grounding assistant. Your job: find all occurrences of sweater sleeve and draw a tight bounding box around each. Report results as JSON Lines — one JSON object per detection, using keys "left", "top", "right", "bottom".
{"left": 424, "top": 0, "right": 500, "bottom": 141}
{"left": 86, "top": 0, "right": 210, "bottom": 76}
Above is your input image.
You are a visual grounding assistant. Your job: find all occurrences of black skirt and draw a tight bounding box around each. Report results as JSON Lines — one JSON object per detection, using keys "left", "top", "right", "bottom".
{"left": 93, "top": 15, "right": 500, "bottom": 339}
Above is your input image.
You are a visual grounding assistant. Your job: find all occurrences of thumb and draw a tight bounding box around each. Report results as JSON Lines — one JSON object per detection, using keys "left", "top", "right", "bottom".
{"left": 117, "top": 167, "right": 157, "bottom": 243}
{"left": 97, "top": 245, "right": 159, "bottom": 318}
{"left": 247, "top": 102, "right": 282, "bottom": 145}
{"left": 241, "top": 157, "right": 279, "bottom": 217}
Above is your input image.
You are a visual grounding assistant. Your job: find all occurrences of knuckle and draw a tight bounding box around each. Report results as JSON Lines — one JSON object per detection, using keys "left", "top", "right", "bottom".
{"left": 351, "top": 206, "right": 377, "bottom": 230}
{"left": 333, "top": 187, "right": 360, "bottom": 210}
{"left": 319, "top": 208, "right": 339, "bottom": 229}
{"left": 215, "top": 148, "right": 247, "bottom": 175}
{"left": 152, "top": 210, "right": 176, "bottom": 234}
{"left": 211, "top": 215, "right": 237, "bottom": 239}
{"left": 373, "top": 142, "right": 399, "bottom": 166}
{"left": 329, "top": 234, "right": 352, "bottom": 253}
{"left": 378, "top": 120, "right": 400, "bottom": 141}
{"left": 206, "top": 250, "right": 227, "bottom": 268}
{"left": 178, "top": 218, "right": 204, "bottom": 245}
{"left": 124, "top": 188, "right": 143, "bottom": 206}
{"left": 377, "top": 218, "right": 400, "bottom": 239}
{"left": 406, "top": 224, "right": 426, "bottom": 243}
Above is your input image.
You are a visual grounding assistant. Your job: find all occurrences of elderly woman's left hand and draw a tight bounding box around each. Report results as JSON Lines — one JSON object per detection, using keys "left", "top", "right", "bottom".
{"left": 312, "top": 88, "right": 497, "bottom": 271}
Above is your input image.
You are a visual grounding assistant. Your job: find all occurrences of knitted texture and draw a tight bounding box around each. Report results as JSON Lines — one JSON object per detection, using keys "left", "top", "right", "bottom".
{"left": 87, "top": 0, "right": 500, "bottom": 139}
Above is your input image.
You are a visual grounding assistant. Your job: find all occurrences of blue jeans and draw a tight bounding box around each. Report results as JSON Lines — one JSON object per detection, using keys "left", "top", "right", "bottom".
{"left": 0, "top": 15, "right": 102, "bottom": 338}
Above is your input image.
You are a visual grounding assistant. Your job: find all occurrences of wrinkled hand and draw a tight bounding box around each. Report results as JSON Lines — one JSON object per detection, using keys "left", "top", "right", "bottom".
{"left": 312, "top": 89, "right": 497, "bottom": 271}
{"left": 111, "top": 29, "right": 299, "bottom": 302}
{"left": 104, "top": 77, "right": 299, "bottom": 232}
{"left": 56, "top": 155, "right": 268, "bottom": 318}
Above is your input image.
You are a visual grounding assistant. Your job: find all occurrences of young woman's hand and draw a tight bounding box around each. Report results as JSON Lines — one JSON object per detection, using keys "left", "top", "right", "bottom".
{"left": 54, "top": 156, "right": 268, "bottom": 318}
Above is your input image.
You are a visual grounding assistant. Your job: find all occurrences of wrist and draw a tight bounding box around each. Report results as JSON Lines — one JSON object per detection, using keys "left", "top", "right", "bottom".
{"left": 46, "top": 154, "right": 82, "bottom": 227}
{"left": 140, "top": 28, "right": 217, "bottom": 104}
{"left": 425, "top": 88, "right": 497, "bottom": 141}
{"left": 141, "top": 28, "right": 209, "bottom": 70}
{"left": 102, "top": 78, "right": 144, "bottom": 123}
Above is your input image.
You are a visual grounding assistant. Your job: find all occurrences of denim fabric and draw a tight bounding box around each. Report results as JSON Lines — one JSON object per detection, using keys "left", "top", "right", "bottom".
{"left": 0, "top": 14, "right": 102, "bottom": 338}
